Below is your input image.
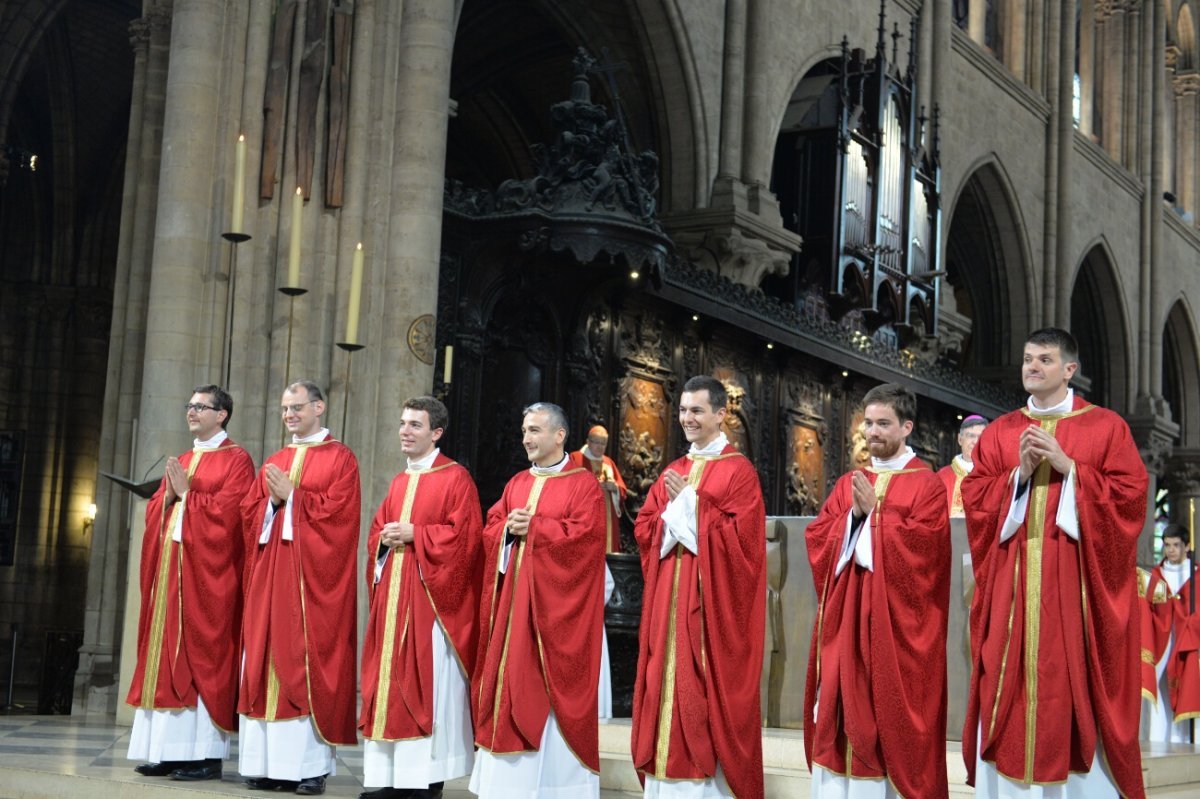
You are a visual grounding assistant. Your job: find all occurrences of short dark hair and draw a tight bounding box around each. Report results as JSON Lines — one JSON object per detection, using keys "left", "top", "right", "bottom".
{"left": 862, "top": 382, "right": 917, "bottom": 423}
{"left": 1026, "top": 327, "right": 1080, "bottom": 364}
{"left": 682, "top": 375, "right": 727, "bottom": 410}
{"left": 193, "top": 384, "right": 233, "bottom": 428}
{"left": 523, "top": 401, "right": 569, "bottom": 439}
{"left": 286, "top": 379, "right": 325, "bottom": 403}
{"left": 1162, "top": 524, "right": 1190, "bottom": 546}
{"left": 403, "top": 395, "right": 449, "bottom": 432}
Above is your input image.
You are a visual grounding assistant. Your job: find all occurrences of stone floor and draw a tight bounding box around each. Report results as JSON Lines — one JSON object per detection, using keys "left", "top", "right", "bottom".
{"left": 0, "top": 715, "right": 640, "bottom": 798}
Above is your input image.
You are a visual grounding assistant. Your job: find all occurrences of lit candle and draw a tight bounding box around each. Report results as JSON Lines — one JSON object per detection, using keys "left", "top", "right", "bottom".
{"left": 287, "top": 187, "right": 302, "bottom": 287}
{"left": 231, "top": 134, "right": 246, "bottom": 234}
{"left": 443, "top": 345, "right": 454, "bottom": 384}
{"left": 345, "top": 242, "right": 364, "bottom": 344}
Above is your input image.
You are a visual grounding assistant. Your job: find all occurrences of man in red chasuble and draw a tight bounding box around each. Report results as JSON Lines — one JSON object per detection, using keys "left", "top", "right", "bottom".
{"left": 631, "top": 375, "right": 767, "bottom": 799}
{"left": 937, "top": 414, "right": 987, "bottom": 517}
{"left": 1141, "top": 524, "right": 1196, "bottom": 743}
{"left": 238, "top": 380, "right": 361, "bottom": 796}
{"left": 803, "top": 382, "right": 951, "bottom": 799}
{"left": 126, "top": 385, "right": 255, "bottom": 782}
{"left": 962, "top": 328, "right": 1149, "bottom": 799}
{"left": 359, "top": 396, "right": 483, "bottom": 799}
{"left": 469, "top": 402, "right": 607, "bottom": 799}
{"left": 567, "top": 424, "right": 628, "bottom": 720}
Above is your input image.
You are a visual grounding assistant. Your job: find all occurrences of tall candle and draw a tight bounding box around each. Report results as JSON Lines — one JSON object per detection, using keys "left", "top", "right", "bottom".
{"left": 443, "top": 345, "right": 454, "bottom": 384}
{"left": 231, "top": 134, "right": 246, "bottom": 234}
{"left": 287, "top": 187, "right": 302, "bottom": 287}
{"left": 345, "top": 242, "right": 364, "bottom": 344}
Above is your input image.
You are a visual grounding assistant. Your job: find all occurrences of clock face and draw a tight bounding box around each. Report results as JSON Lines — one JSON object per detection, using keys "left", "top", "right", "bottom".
{"left": 407, "top": 314, "right": 436, "bottom": 365}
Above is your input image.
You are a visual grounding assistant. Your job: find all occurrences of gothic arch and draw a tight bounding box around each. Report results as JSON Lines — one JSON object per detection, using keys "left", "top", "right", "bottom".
{"left": 1179, "top": 3, "right": 1197, "bottom": 70}
{"left": 943, "top": 157, "right": 1035, "bottom": 377}
{"left": 1163, "top": 297, "right": 1200, "bottom": 448}
{"left": 1069, "top": 240, "right": 1133, "bottom": 413}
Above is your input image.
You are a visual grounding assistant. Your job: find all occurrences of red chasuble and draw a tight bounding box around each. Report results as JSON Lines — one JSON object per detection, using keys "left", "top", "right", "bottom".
{"left": 1153, "top": 564, "right": 1200, "bottom": 724}
{"left": 1138, "top": 567, "right": 1172, "bottom": 702}
{"left": 802, "top": 457, "right": 951, "bottom": 799}
{"left": 472, "top": 465, "right": 606, "bottom": 771}
{"left": 239, "top": 436, "right": 361, "bottom": 745}
{"left": 359, "top": 454, "right": 483, "bottom": 741}
{"left": 936, "top": 459, "right": 969, "bottom": 516}
{"left": 961, "top": 397, "right": 1148, "bottom": 798}
{"left": 568, "top": 450, "right": 628, "bottom": 553}
{"left": 126, "top": 440, "right": 255, "bottom": 732}
{"left": 631, "top": 447, "right": 766, "bottom": 799}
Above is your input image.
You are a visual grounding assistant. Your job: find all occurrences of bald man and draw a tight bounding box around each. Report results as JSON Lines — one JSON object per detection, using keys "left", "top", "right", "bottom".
{"left": 568, "top": 425, "right": 627, "bottom": 720}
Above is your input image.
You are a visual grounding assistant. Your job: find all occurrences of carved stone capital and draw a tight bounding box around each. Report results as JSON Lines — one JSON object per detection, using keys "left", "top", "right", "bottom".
{"left": 1174, "top": 71, "right": 1200, "bottom": 97}
{"left": 128, "top": 18, "right": 152, "bottom": 51}
{"left": 665, "top": 201, "right": 802, "bottom": 288}
{"left": 1127, "top": 404, "right": 1180, "bottom": 476}
{"left": 1166, "top": 44, "right": 1182, "bottom": 73}
{"left": 1162, "top": 449, "right": 1200, "bottom": 496}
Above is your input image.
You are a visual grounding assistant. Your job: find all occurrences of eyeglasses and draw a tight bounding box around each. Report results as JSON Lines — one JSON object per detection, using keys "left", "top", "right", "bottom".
{"left": 280, "top": 400, "right": 318, "bottom": 415}
{"left": 184, "top": 403, "right": 217, "bottom": 413}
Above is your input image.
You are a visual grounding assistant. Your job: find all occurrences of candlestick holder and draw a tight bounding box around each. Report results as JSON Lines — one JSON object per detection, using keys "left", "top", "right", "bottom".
{"left": 220, "top": 232, "right": 251, "bottom": 387}
{"left": 277, "top": 286, "right": 308, "bottom": 391}
{"left": 335, "top": 342, "right": 365, "bottom": 439}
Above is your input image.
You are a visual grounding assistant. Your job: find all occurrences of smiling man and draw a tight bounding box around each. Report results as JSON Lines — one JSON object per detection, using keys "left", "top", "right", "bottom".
{"left": 803, "top": 382, "right": 951, "bottom": 799}
{"left": 631, "top": 375, "right": 766, "bottom": 799}
{"left": 126, "top": 385, "right": 255, "bottom": 782}
{"left": 962, "top": 328, "right": 1149, "bottom": 799}
{"left": 469, "top": 402, "right": 606, "bottom": 799}
{"left": 238, "top": 380, "right": 361, "bottom": 796}
{"left": 359, "top": 396, "right": 483, "bottom": 799}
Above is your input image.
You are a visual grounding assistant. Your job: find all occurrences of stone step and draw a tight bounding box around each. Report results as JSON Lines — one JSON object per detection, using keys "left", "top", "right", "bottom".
{"left": 598, "top": 719, "right": 1200, "bottom": 797}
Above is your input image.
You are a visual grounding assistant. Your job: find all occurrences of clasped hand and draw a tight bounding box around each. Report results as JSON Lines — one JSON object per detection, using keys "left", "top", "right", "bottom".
{"left": 164, "top": 456, "right": 190, "bottom": 503}
{"left": 850, "top": 470, "right": 875, "bottom": 519}
{"left": 264, "top": 464, "right": 294, "bottom": 504}
{"left": 1018, "top": 425, "right": 1072, "bottom": 481}
{"left": 663, "top": 469, "right": 687, "bottom": 501}
{"left": 380, "top": 521, "right": 414, "bottom": 548}
{"left": 507, "top": 507, "right": 532, "bottom": 537}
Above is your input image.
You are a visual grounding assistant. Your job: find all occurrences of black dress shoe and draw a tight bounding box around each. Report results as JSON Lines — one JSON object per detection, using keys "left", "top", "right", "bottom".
{"left": 295, "top": 774, "right": 327, "bottom": 795}
{"left": 134, "top": 761, "right": 184, "bottom": 776}
{"left": 358, "top": 789, "right": 407, "bottom": 799}
{"left": 409, "top": 787, "right": 442, "bottom": 799}
{"left": 170, "top": 759, "right": 222, "bottom": 781}
{"left": 246, "top": 777, "right": 297, "bottom": 791}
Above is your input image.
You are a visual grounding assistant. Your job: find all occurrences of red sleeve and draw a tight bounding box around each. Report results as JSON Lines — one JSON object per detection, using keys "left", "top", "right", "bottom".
{"left": 804, "top": 473, "right": 853, "bottom": 600}
{"left": 696, "top": 458, "right": 766, "bottom": 799}
{"left": 364, "top": 476, "right": 399, "bottom": 598}
{"left": 414, "top": 467, "right": 484, "bottom": 674}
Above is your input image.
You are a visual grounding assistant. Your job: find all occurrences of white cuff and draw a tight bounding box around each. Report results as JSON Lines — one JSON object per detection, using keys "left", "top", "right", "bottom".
{"left": 835, "top": 511, "right": 873, "bottom": 575}
{"left": 1056, "top": 464, "right": 1079, "bottom": 540}
{"left": 281, "top": 491, "right": 295, "bottom": 541}
{"left": 374, "top": 548, "right": 390, "bottom": 584}
{"left": 171, "top": 499, "right": 185, "bottom": 543}
{"left": 660, "top": 485, "right": 698, "bottom": 557}
{"left": 499, "top": 535, "right": 515, "bottom": 574}
{"left": 259, "top": 499, "right": 275, "bottom": 544}
{"left": 604, "top": 563, "right": 615, "bottom": 605}
{"left": 1000, "top": 470, "right": 1029, "bottom": 543}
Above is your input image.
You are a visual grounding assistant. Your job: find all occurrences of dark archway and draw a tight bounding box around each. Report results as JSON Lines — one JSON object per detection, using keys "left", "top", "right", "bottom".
{"left": 943, "top": 160, "right": 1034, "bottom": 386}
{"left": 1163, "top": 298, "right": 1200, "bottom": 448}
{"left": 1069, "top": 242, "right": 1132, "bottom": 413}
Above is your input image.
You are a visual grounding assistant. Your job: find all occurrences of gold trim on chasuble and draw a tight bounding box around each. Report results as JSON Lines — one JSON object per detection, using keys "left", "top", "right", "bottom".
{"left": 139, "top": 450, "right": 206, "bottom": 708}
{"left": 653, "top": 452, "right": 743, "bottom": 779}
{"left": 1003, "top": 404, "right": 1093, "bottom": 783}
{"left": 950, "top": 458, "right": 970, "bottom": 515}
{"left": 487, "top": 468, "right": 579, "bottom": 753}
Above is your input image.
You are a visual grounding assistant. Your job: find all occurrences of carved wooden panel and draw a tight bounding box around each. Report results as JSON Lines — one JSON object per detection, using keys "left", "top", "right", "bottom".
{"left": 711, "top": 365, "right": 752, "bottom": 458}
{"left": 617, "top": 375, "right": 668, "bottom": 519}
{"left": 786, "top": 422, "right": 824, "bottom": 515}
{"left": 260, "top": 0, "right": 298, "bottom": 199}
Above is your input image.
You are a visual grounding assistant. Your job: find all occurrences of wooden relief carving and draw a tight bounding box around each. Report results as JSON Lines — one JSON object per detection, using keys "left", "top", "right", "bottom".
{"left": 848, "top": 409, "right": 870, "bottom": 470}
{"left": 618, "top": 376, "right": 667, "bottom": 517}
{"left": 711, "top": 366, "right": 751, "bottom": 457}
{"left": 786, "top": 422, "right": 824, "bottom": 515}
{"left": 296, "top": 0, "right": 330, "bottom": 199}
{"left": 325, "top": 1, "right": 353, "bottom": 206}
{"left": 260, "top": 0, "right": 298, "bottom": 199}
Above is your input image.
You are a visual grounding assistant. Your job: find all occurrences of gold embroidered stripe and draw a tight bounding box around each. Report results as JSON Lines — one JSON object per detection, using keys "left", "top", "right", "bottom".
{"left": 1022, "top": 417, "right": 1058, "bottom": 782}
{"left": 654, "top": 544, "right": 684, "bottom": 779}
{"left": 370, "top": 470, "right": 423, "bottom": 739}
{"left": 140, "top": 450, "right": 205, "bottom": 708}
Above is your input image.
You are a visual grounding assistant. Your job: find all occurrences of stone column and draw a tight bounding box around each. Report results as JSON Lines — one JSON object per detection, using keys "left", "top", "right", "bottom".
{"left": 135, "top": 0, "right": 226, "bottom": 472}
{"left": 75, "top": 7, "right": 172, "bottom": 716}
{"left": 1162, "top": 450, "right": 1200, "bottom": 546}
{"left": 1123, "top": 3, "right": 1142, "bottom": 170}
{"left": 1101, "top": 3, "right": 1126, "bottom": 162}
{"left": 1005, "top": 0, "right": 1027, "bottom": 82}
{"left": 371, "top": 0, "right": 456, "bottom": 487}
{"left": 1079, "top": 0, "right": 1096, "bottom": 135}
{"left": 1130, "top": 413, "right": 1179, "bottom": 565}
{"left": 968, "top": 0, "right": 987, "bottom": 46}
{"left": 1174, "top": 72, "right": 1199, "bottom": 220}
{"left": 1053, "top": 0, "right": 1074, "bottom": 327}
{"left": 1164, "top": 45, "right": 1179, "bottom": 202}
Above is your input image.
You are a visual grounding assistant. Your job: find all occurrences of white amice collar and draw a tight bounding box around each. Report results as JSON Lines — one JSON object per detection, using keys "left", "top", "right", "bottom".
{"left": 293, "top": 427, "right": 330, "bottom": 444}
{"left": 580, "top": 446, "right": 604, "bottom": 462}
{"left": 689, "top": 432, "right": 729, "bottom": 457}
{"left": 531, "top": 452, "right": 570, "bottom": 475}
{"left": 1163, "top": 558, "right": 1192, "bottom": 573}
{"left": 407, "top": 447, "right": 440, "bottom": 471}
{"left": 1028, "top": 388, "right": 1075, "bottom": 415}
{"left": 872, "top": 446, "right": 915, "bottom": 471}
{"left": 194, "top": 430, "right": 229, "bottom": 449}
{"left": 954, "top": 454, "right": 974, "bottom": 472}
